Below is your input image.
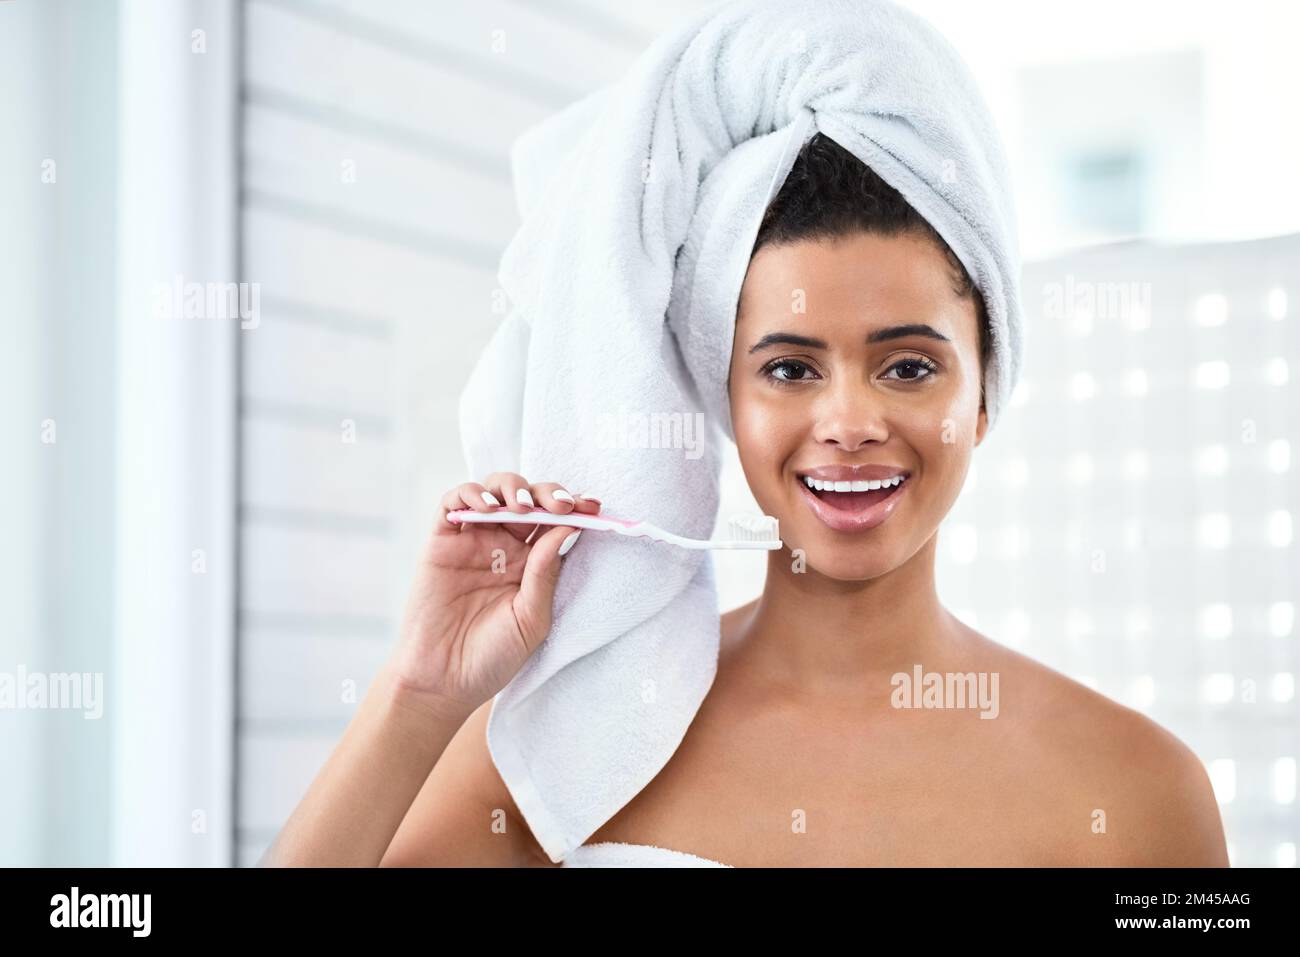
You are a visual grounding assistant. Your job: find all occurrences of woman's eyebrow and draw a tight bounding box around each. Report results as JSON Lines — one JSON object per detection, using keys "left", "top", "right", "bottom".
{"left": 748, "top": 332, "right": 827, "bottom": 353}
{"left": 748, "top": 324, "right": 951, "bottom": 354}
{"left": 867, "top": 323, "right": 952, "bottom": 344}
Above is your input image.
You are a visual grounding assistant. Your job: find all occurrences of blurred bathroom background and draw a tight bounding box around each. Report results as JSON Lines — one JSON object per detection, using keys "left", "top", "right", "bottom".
{"left": 1, "top": 0, "right": 1296, "bottom": 866}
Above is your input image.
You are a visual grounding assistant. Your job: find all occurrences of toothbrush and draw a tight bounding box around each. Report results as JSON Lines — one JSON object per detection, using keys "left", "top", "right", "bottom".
{"left": 446, "top": 505, "right": 781, "bottom": 550}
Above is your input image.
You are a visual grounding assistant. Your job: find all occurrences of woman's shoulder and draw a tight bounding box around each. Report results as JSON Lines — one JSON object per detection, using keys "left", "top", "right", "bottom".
{"left": 970, "top": 628, "right": 1229, "bottom": 866}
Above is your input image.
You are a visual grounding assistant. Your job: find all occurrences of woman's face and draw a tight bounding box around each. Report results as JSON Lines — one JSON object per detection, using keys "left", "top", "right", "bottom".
{"left": 728, "top": 229, "right": 988, "bottom": 580}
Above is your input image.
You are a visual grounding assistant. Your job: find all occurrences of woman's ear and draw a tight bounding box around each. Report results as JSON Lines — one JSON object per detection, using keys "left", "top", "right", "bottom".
{"left": 974, "top": 399, "right": 988, "bottom": 448}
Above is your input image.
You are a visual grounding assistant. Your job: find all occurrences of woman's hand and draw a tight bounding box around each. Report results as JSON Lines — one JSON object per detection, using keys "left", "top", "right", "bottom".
{"left": 388, "top": 473, "right": 601, "bottom": 719}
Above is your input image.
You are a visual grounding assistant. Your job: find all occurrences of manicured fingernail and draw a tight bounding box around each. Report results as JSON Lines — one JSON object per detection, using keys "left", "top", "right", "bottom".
{"left": 576, "top": 491, "right": 601, "bottom": 503}
{"left": 481, "top": 491, "right": 501, "bottom": 506}
{"left": 516, "top": 488, "right": 535, "bottom": 507}
{"left": 559, "top": 530, "right": 581, "bottom": 556}
{"left": 552, "top": 489, "right": 575, "bottom": 503}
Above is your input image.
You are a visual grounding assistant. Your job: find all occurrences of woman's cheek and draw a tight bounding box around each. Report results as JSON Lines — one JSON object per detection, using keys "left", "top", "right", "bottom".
{"left": 731, "top": 386, "right": 797, "bottom": 491}
{"left": 905, "top": 375, "right": 979, "bottom": 451}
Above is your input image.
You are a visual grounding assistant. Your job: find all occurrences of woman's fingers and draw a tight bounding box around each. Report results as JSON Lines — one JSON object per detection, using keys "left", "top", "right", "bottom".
{"left": 441, "top": 475, "right": 594, "bottom": 542}
{"left": 482, "top": 472, "right": 536, "bottom": 514}
{"left": 530, "top": 482, "right": 579, "bottom": 513}
{"left": 513, "top": 523, "right": 586, "bottom": 648}
{"left": 435, "top": 481, "right": 504, "bottom": 536}
{"left": 500, "top": 477, "right": 581, "bottom": 541}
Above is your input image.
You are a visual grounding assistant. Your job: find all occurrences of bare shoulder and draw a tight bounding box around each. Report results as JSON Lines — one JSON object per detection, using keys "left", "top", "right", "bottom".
{"left": 380, "top": 696, "right": 556, "bottom": 868}
{"left": 971, "top": 631, "right": 1229, "bottom": 866}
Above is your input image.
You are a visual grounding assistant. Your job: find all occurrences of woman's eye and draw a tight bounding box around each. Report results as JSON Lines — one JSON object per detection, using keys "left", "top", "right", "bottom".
{"left": 884, "top": 357, "right": 939, "bottom": 382}
{"left": 763, "top": 359, "right": 817, "bottom": 383}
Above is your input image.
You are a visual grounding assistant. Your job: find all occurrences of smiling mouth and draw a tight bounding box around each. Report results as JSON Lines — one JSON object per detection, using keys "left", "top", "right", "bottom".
{"left": 798, "top": 474, "right": 908, "bottom": 512}
{"left": 794, "top": 471, "right": 911, "bottom": 532}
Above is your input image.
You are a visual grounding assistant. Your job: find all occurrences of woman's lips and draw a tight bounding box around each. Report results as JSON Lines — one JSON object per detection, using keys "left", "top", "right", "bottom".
{"left": 796, "top": 475, "right": 909, "bottom": 533}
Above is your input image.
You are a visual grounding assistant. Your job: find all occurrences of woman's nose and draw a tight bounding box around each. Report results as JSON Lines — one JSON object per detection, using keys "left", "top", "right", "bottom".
{"left": 811, "top": 380, "right": 889, "bottom": 452}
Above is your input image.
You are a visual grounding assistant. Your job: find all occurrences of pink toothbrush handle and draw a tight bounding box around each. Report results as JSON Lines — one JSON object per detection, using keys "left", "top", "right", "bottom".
{"left": 445, "top": 505, "right": 641, "bottom": 528}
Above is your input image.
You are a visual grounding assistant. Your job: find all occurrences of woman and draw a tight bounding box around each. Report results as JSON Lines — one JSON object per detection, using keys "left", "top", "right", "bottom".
{"left": 263, "top": 133, "right": 1229, "bottom": 868}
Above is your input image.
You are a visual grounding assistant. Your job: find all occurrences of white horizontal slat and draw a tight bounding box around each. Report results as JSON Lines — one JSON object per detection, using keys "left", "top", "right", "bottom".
{"left": 243, "top": 307, "right": 395, "bottom": 417}
{"left": 243, "top": 205, "right": 501, "bottom": 325}
{"left": 243, "top": 101, "right": 518, "bottom": 251}
{"left": 240, "top": 523, "right": 395, "bottom": 619}
{"left": 240, "top": 630, "right": 391, "bottom": 722}
{"left": 245, "top": 0, "right": 562, "bottom": 161}
{"left": 242, "top": 416, "right": 395, "bottom": 517}
{"left": 300, "top": 0, "right": 644, "bottom": 82}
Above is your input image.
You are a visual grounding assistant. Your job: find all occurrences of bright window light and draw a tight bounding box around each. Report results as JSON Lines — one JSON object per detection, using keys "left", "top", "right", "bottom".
{"left": 1265, "top": 357, "right": 1289, "bottom": 386}
{"left": 1203, "top": 672, "right": 1234, "bottom": 703}
{"left": 1124, "top": 300, "right": 1150, "bottom": 331}
{"left": 1070, "top": 371, "right": 1096, "bottom": 401}
{"left": 1268, "top": 439, "right": 1291, "bottom": 473}
{"left": 1194, "top": 360, "right": 1231, "bottom": 389}
{"left": 1268, "top": 510, "right": 1292, "bottom": 547}
{"left": 1066, "top": 451, "right": 1094, "bottom": 484}
{"left": 1193, "top": 292, "right": 1229, "bottom": 326}
{"left": 1273, "top": 672, "right": 1295, "bottom": 703}
{"left": 1200, "top": 602, "right": 1233, "bottom": 639}
{"left": 1197, "top": 512, "right": 1231, "bottom": 548}
{"left": 1196, "top": 444, "right": 1229, "bottom": 476}
{"left": 1277, "top": 843, "right": 1297, "bottom": 868}
{"left": 1270, "top": 602, "right": 1295, "bottom": 637}
{"left": 1123, "top": 367, "right": 1149, "bottom": 396}
{"left": 1274, "top": 757, "right": 1297, "bottom": 804}
{"left": 1266, "top": 286, "right": 1288, "bottom": 320}
{"left": 1208, "top": 758, "right": 1236, "bottom": 804}
{"left": 1129, "top": 675, "right": 1156, "bottom": 708}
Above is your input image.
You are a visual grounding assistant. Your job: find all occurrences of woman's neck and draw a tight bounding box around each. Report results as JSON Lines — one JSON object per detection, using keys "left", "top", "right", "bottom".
{"left": 728, "top": 534, "right": 971, "bottom": 707}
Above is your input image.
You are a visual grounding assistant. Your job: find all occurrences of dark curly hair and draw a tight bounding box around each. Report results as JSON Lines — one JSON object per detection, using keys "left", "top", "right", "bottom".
{"left": 752, "top": 132, "right": 990, "bottom": 403}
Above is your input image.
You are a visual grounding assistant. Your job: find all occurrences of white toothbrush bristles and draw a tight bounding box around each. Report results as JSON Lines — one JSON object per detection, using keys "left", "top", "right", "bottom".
{"left": 718, "top": 512, "right": 781, "bottom": 549}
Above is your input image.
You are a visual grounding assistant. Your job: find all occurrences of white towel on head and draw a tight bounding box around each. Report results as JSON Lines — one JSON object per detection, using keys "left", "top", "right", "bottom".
{"left": 457, "top": 0, "right": 1023, "bottom": 863}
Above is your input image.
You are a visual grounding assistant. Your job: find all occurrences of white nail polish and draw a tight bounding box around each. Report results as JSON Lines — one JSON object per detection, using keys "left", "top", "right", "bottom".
{"left": 481, "top": 491, "right": 501, "bottom": 506}
{"left": 559, "top": 530, "right": 581, "bottom": 556}
{"left": 552, "top": 489, "right": 575, "bottom": 503}
{"left": 516, "top": 488, "right": 535, "bottom": 507}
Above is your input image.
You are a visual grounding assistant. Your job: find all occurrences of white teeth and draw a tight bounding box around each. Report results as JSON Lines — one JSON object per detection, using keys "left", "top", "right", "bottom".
{"left": 801, "top": 474, "right": 906, "bottom": 492}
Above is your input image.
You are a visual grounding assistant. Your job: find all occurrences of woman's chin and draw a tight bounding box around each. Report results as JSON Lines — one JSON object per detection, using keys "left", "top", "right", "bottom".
{"left": 780, "top": 532, "right": 902, "bottom": 582}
